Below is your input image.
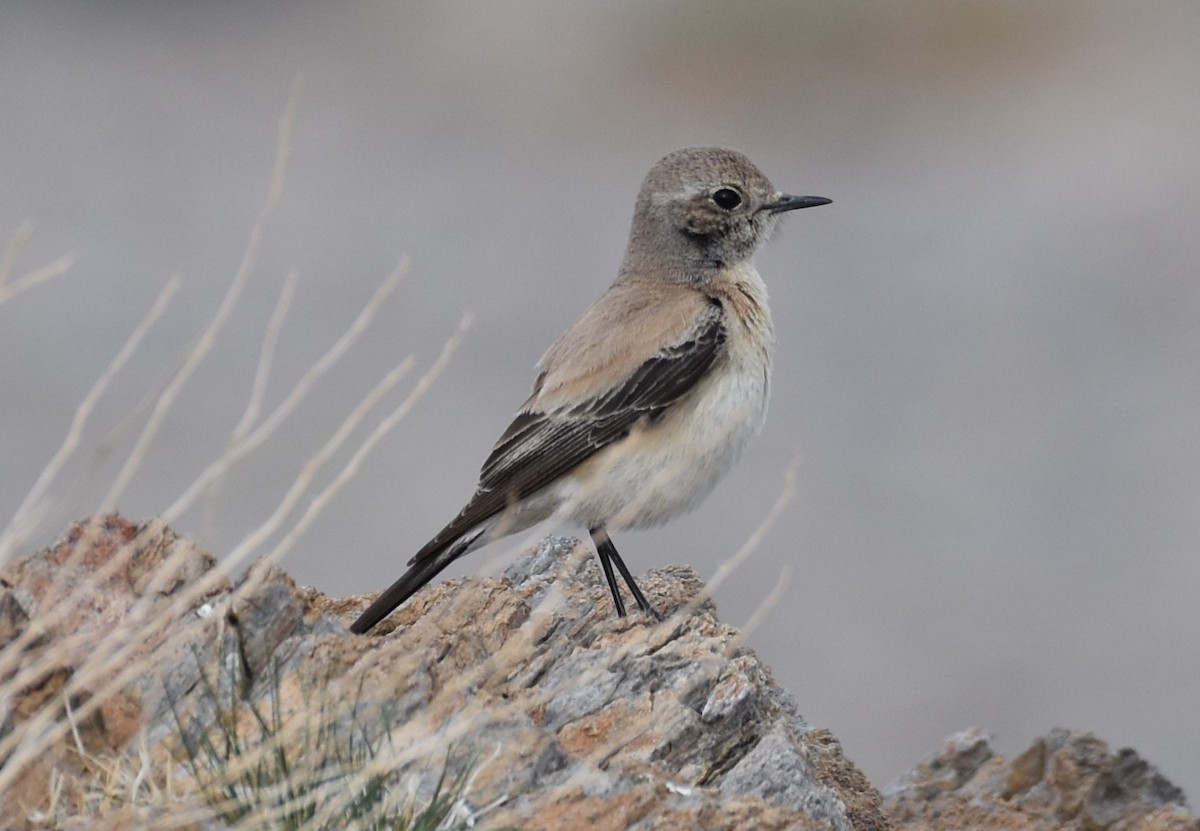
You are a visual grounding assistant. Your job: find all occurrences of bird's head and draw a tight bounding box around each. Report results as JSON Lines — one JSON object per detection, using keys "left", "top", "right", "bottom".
{"left": 621, "top": 146, "right": 830, "bottom": 283}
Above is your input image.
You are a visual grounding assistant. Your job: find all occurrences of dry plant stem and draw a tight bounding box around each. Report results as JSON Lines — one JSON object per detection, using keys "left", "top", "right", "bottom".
{"left": 99, "top": 77, "right": 299, "bottom": 513}
{"left": 0, "top": 220, "right": 33, "bottom": 288}
{"left": 119, "top": 349, "right": 422, "bottom": 654}
{"left": 126, "top": 740, "right": 154, "bottom": 811}
{"left": 232, "top": 269, "right": 298, "bottom": 445}
{"left": 159, "top": 547, "right": 562, "bottom": 825}
{"left": 739, "top": 563, "right": 793, "bottom": 641}
{"left": 219, "top": 354, "right": 415, "bottom": 570}
{"left": 0, "top": 343, "right": 423, "bottom": 779}
{"left": 0, "top": 258, "right": 407, "bottom": 674}
{"left": 19, "top": 87, "right": 302, "bottom": 725}
{"left": 201, "top": 269, "right": 298, "bottom": 535}
{"left": 0, "top": 584, "right": 218, "bottom": 793}
{"left": 140, "top": 266, "right": 417, "bottom": 603}
{"left": 693, "top": 461, "right": 797, "bottom": 601}
{"left": 260, "top": 311, "right": 473, "bottom": 566}
{"left": 161, "top": 257, "right": 409, "bottom": 525}
{"left": 63, "top": 697, "right": 158, "bottom": 815}
{"left": 0, "top": 82, "right": 473, "bottom": 822}
{"left": 0, "top": 253, "right": 76, "bottom": 307}
{"left": 0, "top": 268, "right": 439, "bottom": 784}
{"left": 0, "top": 277, "right": 181, "bottom": 562}
{"left": 0, "top": 221, "right": 76, "bottom": 307}
{"left": 0, "top": 235, "right": 429, "bottom": 796}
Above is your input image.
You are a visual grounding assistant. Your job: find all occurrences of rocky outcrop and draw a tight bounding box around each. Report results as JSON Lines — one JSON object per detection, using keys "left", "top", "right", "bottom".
{"left": 0, "top": 514, "right": 885, "bottom": 830}
{"left": 0, "top": 514, "right": 1193, "bottom": 830}
{"left": 884, "top": 727, "right": 1198, "bottom": 831}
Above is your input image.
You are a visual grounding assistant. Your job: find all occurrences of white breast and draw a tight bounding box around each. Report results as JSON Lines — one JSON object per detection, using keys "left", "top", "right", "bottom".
{"left": 563, "top": 266, "right": 774, "bottom": 530}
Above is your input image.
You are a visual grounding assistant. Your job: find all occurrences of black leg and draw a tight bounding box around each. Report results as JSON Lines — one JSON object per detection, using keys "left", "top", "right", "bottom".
{"left": 590, "top": 526, "right": 626, "bottom": 617}
{"left": 589, "top": 526, "right": 663, "bottom": 621}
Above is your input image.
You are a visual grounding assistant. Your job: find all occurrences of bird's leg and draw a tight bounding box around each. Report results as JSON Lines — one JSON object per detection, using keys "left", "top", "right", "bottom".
{"left": 589, "top": 526, "right": 627, "bottom": 617}
{"left": 589, "top": 526, "right": 663, "bottom": 621}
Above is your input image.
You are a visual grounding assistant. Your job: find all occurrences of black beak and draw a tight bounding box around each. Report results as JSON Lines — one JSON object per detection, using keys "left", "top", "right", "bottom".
{"left": 764, "top": 194, "right": 832, "bottom": 213}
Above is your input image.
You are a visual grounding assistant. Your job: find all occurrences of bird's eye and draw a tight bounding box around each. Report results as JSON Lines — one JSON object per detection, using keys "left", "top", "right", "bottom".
{"left": 712, "top": 188, "right": 743, "bottom": 210}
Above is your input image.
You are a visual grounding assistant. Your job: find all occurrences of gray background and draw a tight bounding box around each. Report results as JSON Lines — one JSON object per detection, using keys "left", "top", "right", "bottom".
{"left": 2, "top": 1, "right": 1198, "bottom": 801}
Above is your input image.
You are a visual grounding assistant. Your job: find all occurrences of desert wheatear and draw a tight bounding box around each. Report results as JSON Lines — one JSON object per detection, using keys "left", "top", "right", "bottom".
{"left": 351, "top": 147, "right": 830, "bottom": 633}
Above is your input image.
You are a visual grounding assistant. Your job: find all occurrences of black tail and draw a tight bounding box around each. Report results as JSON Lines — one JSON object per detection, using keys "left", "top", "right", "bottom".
{"left": 349, "top": 533, "right": 478, "bottom": 633}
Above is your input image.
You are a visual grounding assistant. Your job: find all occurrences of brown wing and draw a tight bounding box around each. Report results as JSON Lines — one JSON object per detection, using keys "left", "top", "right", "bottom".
{"left": 408, "top": 296, "right": 726, "bottom": 566}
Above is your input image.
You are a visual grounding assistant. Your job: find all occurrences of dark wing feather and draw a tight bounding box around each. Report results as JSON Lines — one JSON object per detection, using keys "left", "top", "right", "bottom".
{"left": 409, "top": 299, "right": 727, "bottom": 566}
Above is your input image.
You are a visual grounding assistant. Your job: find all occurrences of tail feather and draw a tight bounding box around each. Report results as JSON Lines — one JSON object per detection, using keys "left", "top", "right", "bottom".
{"left": 349, "top": 532, "right": 481, "bottom": 633}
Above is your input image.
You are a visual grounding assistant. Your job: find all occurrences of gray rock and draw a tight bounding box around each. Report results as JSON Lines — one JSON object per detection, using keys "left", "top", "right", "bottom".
{"left": 4, "top": 514, "right": 1194, "bottom": 831}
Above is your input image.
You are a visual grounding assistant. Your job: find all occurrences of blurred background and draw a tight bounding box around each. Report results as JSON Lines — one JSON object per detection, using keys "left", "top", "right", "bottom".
{"left": 2, "top": 0, "right": 1198, "bottom": 800}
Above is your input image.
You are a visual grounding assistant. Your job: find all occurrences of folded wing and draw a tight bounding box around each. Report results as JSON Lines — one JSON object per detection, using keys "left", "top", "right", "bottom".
{"left": 410, "top": 292, "right": 727, "bottom": 567}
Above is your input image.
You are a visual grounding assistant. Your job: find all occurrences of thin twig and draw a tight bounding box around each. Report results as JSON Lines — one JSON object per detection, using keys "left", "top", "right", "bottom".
{"left": 233, "top": 269, "right": 298, "bottom": 444}
{"left": 0, "top": 220, "right": 34, "bottom": 289}
{"left": 0, "top": 254, "right": 76, "bottom": 306}
{"left": 99, "top": 76, "right": 300, "bottom": 512}
{"left": 0, "top": 221, "right": 73, "bottom": 305}
{"left": 0, "top": 276, "right": 444, "bottom": 781}
{"left": 161, "top": 258, "right": 408, "bottom": 525}
{"left": 263, "top": 312, "right": 472, "bottom": 565}
{"left": 202, "top": 269, "right": 298, "bottom": 535}
{"left": 702, "top": 460, "right": 797, "bottom": 597}
{"left": 222, "top": 357, "right": 417, "bottom": 570}
{"left": 0, "top": 277, "right": 181, "bottom": 562}
{"left": 739, "top": 563, "right": 792, "bottom": 641}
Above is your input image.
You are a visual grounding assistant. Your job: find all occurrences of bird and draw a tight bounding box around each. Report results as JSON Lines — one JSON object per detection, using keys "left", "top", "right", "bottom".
{"left": 350, "top": 147, "right": 830, "bottom": 634}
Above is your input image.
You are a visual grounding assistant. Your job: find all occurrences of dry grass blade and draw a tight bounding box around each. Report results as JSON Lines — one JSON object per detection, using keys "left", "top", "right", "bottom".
{"left": 162, "top": 257, "right": 409, "bottom": 526}
{"left": 739, "top": 563, "right": 792, "bottom": 640}
{"left": 702, "top": 460, "right": 797, "bottom": 597}
{"left": 263, "top": 311, "right": 472, "bottom": 565}
{"left": 0, "top": 83, "right": 305, "bottom": 765}
{"left": 0, "top": 253, "right": 76, "bottom": 306}
{"left": 0, "top": 276, "right": 181, "bottom": 562}
{"left": 165, "top": 651, "right": 473, "bottom": 831}
{"left": 99, "top": 76, "right": 300, "bottom": 513}
{"left": 0, "top": 276, "right": 457, "bottom": 787}
{"left": 0, "top": 78, "right": 500, "bottom": 828}
{"left": 0, "top": 221, "right": 76, "bottom": 305}
{"left": 201, "top": 269, "right": 298, "bottom": 535}
{"left": 232, "top": 269, "right": 298, "bottom": 445}
{"left": 0, "top": 220, "right": 34, "bottom": 288}
{"left": 222, "top": 354, "right": 416, "bottom": 570}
